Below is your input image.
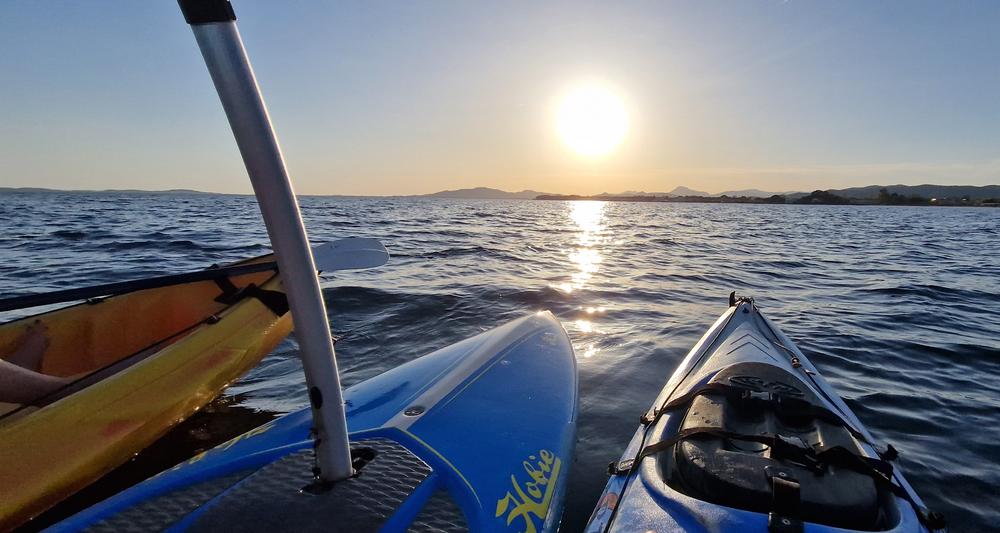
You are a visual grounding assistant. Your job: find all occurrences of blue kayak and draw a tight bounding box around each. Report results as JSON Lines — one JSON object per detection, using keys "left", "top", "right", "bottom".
{"left": 52, "top": 312, "right": 577, "bottom": 532}
{"left": 586, "top": 295, "right": 944, "bottom": 533}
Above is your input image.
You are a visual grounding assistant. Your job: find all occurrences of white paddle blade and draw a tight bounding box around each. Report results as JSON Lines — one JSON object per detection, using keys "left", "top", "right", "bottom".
{"left": 312, "top": 237, "right": 389, "bottom": 272}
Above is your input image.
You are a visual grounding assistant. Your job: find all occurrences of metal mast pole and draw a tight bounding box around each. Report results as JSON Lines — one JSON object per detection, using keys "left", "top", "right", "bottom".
{"left": 177, "top": 0, "right": 353, "bottom": 482}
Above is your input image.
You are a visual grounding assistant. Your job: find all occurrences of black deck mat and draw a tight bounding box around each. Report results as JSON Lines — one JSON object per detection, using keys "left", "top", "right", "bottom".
{"left": 86, "top": 470, "right": 253, "bottom": 533}
{"left": 187, "top": 438, "right": 431, "bottom": 532}
{"left": 407, "top": 489, "right": 468, "bottom": 532}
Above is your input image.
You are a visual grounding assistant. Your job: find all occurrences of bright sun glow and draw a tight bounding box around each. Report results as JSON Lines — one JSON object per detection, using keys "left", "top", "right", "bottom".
{"left": 557, "top": 85, "right": 628, "bottom": 157}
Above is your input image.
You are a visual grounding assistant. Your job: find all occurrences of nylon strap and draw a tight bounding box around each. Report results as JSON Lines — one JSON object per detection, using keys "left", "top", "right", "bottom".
{"left": 768, "top": 470, "right": 802, "bottom": 533}
{"left": 214, "top": 279, "right": 289, "bottom": 316}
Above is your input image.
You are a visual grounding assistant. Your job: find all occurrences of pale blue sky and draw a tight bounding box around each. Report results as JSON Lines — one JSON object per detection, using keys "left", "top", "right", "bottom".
{"left": 1, "top": 1, "right": 997, "bottom": 195}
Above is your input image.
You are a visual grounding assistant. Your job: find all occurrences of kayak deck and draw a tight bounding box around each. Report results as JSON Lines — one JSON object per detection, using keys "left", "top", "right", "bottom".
{"left": 587, "top": 297, "right": 941, "bottom": 533}
{"left": 0, "top": 257, "right": 292, "bottom": 530}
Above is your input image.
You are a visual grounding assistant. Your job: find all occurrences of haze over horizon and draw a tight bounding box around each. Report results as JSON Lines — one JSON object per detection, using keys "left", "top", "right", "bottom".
{"left": 1, "top": 1, "right": 998, "bottom": 196}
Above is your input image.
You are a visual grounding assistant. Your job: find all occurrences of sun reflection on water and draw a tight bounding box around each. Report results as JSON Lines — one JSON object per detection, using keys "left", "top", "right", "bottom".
{"left": 551, "top": 201, "right": 611, "bottom": 361}
{"left": 553, "top": 201, "right": 608, "bottom": 294}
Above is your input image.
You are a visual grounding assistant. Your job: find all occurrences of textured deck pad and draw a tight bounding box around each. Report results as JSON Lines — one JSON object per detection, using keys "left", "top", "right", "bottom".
{"left": 86, "top": 471, "right": 254, "bottom": 533}
{"left": 188, "top": 438, "right": 431, "bottom": 533}
{"left": 408, "top": 489, "right": 468, "bottom": 532}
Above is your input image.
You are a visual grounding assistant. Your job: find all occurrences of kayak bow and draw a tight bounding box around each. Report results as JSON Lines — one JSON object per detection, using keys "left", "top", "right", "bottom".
{"left": 586, "top": 295, "right": 943, "bottom": 533}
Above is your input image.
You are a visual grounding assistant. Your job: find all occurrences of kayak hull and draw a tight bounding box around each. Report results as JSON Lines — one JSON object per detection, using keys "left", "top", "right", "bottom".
{"left": 53, "top": 311, "right": 578, "bottom": 532}
{"left": 586, "top": 298, "right": 939, "bottom": 533}
{"left": 0, "top": 264, "right": 291, "bottom": 530}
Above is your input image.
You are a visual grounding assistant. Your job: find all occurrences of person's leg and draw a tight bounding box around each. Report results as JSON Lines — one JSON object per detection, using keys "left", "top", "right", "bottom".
{"left": 0, "top": 358, "right": 70, "bottom": 404}
{"left": 4, "top": 320, "right": 50, "bottom": 371}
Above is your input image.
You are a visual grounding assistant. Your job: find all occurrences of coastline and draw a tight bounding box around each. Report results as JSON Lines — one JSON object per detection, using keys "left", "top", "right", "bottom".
{"left": 534, "top": 193, "right": 999, "bottom": 207}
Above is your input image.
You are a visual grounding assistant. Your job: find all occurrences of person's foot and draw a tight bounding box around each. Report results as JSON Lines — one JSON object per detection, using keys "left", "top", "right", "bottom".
{"left": 7, "top": 320, "right": 51, "bottom": 371}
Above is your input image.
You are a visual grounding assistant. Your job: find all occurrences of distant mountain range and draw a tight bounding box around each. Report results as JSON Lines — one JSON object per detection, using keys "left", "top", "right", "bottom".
{"left": 820, "top": 184, "right": 1000, "bottom": 200}
{"left": 414, "top": 184, "right": 999, "bottom": 201}
{"left": 418, "top": 187, "right": 547, "bottom": 199}
{"left": 665, "top": 186, "right": 709, "bottom": 197}
{"left": 422, "top": 186, "right": 795, "bottom": 199}
{"left": 3, "top": 184, "right": 997, "bottom": 201}
{"left": 714, "top": 188, "right": 795, "bottom": 198}
{"left": 0, "top": 187, "right": 211, "bottom": 195}
{"left": 665, "top": 186, "right": 804, "bottom": 198}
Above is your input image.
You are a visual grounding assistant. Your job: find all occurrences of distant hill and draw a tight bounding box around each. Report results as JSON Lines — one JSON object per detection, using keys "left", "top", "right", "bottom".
{"left": 420, "top": 187, "right": 548, "bottom": 199}
{"left": 588, "top": 188, "right": 783, "bottom": 198}
{"left": 668, "top": 186, "right": 711, "bottom": 196}
{"left": 793, "top": 190, "right": 850, "bottom": 205}
{"left": 0, "top": 187, "right": 213, "bottom": 195}
{"left": 114, "top": 188, "right": 211, "bottom": 194}
{"left": 595, "top": 184, "right": 998, "bottom": 200}
{"left": 826, "top": 184, "right": 1000, "bottom": 201}
{"left": 715, "top": 189, "right": 791, "bottom": 198}
{"left": 0, "top": 187, "right": 56, "bottom": 193}
{"left": 614, "top": 190, "right": 672, "bottom": 197}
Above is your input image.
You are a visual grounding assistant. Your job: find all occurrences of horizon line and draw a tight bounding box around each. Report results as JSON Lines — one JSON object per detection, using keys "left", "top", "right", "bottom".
{"left": 2, "top": 182, "right": 998, "bottom": 198}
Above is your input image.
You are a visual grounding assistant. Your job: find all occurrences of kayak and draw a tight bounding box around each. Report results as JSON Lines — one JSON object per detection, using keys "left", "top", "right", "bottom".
{"left": 52, "top": 311, "right": 578, "bottom": 532}
{"left": 586, "top": 295, "right": 944, "bottom": 533}
{"left": 0, "top": 255, "right": 293, "bottom": 530}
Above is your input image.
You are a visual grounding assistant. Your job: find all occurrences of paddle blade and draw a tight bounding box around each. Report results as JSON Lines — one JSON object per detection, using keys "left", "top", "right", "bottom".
{"left": 312, "top": 237, "right": 389, "bottom": 272}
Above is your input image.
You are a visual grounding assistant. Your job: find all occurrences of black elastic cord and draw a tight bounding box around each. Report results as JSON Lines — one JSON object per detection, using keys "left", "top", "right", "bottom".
{"left": 643, "top": 381, "right": 874, "bottom": 447}
{"left": 618, "top": 427, "right": 826, "bottom": 475}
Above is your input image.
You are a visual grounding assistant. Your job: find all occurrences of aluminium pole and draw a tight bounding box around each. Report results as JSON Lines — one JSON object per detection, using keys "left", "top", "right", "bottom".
{"left": 177, "top": 0, "right": 353, "bottom": 482}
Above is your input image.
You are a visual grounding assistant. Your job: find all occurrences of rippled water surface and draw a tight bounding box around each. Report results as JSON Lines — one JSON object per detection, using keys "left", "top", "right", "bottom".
{"left": 1, "top": 192, "right": 998, "bottom": 531}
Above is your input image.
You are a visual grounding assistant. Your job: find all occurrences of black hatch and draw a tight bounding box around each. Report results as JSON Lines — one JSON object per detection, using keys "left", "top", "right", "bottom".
{"left": 658, "top": 362, "right": 892, "bottom": 531}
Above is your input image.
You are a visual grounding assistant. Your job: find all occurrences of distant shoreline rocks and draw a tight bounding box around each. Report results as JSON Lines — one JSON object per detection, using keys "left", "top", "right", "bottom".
{"left": 536, "top": 188, "right": 997, "bottom": 207}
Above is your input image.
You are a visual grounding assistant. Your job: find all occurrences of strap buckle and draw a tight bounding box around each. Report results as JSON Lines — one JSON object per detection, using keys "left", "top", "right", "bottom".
{"left": 607, "top": 458, "right": 634, "bottom": 476}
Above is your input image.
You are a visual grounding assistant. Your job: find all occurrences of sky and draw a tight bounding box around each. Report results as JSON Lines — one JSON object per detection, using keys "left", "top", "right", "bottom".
{"left": 1, "top": 1, "right": 998, "bottom": 196}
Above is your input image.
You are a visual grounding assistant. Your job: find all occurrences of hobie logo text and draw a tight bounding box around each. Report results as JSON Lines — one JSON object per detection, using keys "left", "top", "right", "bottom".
{"left": 495, "top": 449, "right": 562, "bottom": 533}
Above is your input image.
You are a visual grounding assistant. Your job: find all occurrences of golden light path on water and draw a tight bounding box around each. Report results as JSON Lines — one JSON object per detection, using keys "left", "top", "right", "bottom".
{"left": 552, "top": 201, "right": 609, "bottom": 359}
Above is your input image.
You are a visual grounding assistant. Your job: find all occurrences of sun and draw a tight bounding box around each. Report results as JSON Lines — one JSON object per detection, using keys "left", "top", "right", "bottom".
{"left": 556, "top": 84, "right": 628, "bottom": 157}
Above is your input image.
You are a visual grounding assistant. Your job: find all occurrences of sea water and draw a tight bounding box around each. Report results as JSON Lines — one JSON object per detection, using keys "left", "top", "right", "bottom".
{"left": 1, "top": 192, "right": 997, "bottom": 531}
